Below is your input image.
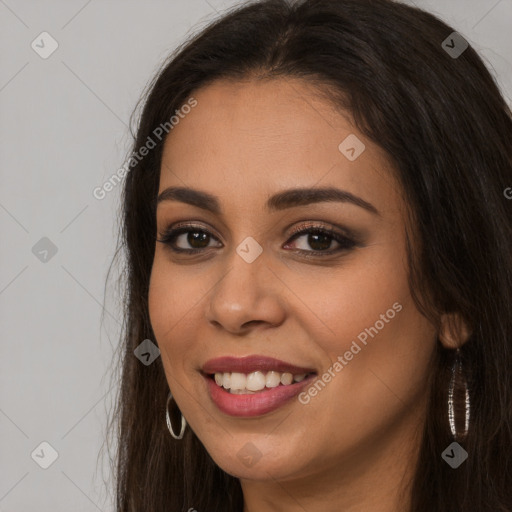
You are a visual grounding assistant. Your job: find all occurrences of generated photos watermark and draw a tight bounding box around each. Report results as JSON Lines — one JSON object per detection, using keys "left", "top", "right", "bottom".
{"left": 93, "top": 97, "right": 198, "bottom": 200}
{"left": 298, "top": 301, "right": 403, "bottom": 405}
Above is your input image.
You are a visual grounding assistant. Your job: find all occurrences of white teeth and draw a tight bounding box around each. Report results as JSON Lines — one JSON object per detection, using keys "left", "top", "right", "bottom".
{"left": 230, "top": 372, "right": 247, "bottom": 390}
{"left": 265, "top": 371, "right": 281, "bottom": 388}
{"left": 213, "top": 370, "right": 311, "bottom": 392}
{"left": 246, "top": 371, "right": 266, "bottom": 391}
{"left": 280, "top": 372, "right": 293, "bottom": 385}
{"left": 222, "top": 372, "right": 231, "bottom": 390}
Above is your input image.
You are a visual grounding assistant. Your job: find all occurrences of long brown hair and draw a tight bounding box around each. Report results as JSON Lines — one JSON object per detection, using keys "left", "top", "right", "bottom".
{"left": 103, "top": 1, "right": 512, "bottom": 510}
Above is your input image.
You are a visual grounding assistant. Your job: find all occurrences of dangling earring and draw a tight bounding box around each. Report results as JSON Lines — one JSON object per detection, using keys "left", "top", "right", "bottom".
{"left": 448, "top": 348, "right": 470, "bottom": 441}
{"left": 165, "top": 390, "right": 187, "bottom": 440}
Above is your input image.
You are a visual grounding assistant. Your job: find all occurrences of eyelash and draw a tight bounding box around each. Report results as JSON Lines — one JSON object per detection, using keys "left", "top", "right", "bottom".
{"left": 156, "top": 222, "right": 357, "bottom": 257}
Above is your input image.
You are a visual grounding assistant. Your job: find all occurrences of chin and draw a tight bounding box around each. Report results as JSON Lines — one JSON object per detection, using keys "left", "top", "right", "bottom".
{"left": 203, "top": 438, "right": 307, "bottom": 481}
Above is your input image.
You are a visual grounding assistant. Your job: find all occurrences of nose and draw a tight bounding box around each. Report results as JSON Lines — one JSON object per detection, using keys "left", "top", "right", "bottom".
{"left": 205, "top": 247, "right": 286, "bottom": 335}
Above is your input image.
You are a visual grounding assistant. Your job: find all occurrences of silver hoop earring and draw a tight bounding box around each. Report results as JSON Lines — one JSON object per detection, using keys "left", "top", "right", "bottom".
{"left": 448, "top": 348, "right": 470, "bottom": 441}
{"left": 165, "top": 391, "right": 187, "bottom": 440}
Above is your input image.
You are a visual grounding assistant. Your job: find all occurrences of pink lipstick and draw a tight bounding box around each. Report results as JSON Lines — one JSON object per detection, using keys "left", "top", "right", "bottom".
{"left": 201, "top": 355, "right": 317, "bottom": 417}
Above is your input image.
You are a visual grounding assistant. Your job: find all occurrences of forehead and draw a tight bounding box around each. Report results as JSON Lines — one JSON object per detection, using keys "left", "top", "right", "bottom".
{"left": 159, "top": 78, "right": 401, "bottom": 217}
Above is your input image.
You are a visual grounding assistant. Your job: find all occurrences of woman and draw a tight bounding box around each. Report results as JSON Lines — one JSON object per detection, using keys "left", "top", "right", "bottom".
{"left": 106, "top": 0, "right": 512, "bottom": 510}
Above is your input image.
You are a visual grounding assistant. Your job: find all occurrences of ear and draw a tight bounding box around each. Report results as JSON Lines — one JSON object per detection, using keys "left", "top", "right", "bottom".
{"left": 438, "top": 313, "right": 472, "bottom": 349}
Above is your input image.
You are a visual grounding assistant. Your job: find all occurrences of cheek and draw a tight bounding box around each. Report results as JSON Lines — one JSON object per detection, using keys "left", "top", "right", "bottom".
{"left": 296, "top": 245, "right": 435, "bottom": 423}
{"left": 147, "top": 257, "right": 200, "bottom": 364}
{"left": 290, "top": 244, "right": 410, "bottom": 354}
{"left": 315, "top": 298, "right": 435, "bottom": 442}
{"left": 148, "top": 260, "right": 172, "bottom": 341}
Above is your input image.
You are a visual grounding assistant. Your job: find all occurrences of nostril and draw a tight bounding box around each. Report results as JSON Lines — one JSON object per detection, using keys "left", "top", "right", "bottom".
{"left": 241, "top": 320, "right": 264, "bottom": 329}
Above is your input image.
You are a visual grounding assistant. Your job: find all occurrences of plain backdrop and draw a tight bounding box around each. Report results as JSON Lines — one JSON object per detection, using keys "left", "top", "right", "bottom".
{"left": 1, "top": 0, "right": 511, "bottom": 510}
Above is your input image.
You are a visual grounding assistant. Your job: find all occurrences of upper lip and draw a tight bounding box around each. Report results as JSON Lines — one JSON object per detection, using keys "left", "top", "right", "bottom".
{"left": 202, "top": 355, "right": 316, "bottom": 375}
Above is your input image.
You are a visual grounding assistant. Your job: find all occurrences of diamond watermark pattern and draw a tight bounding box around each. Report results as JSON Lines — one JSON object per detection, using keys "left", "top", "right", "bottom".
{"left": 32, "top": 237, "right": 58, "bottom": 262}
{"left": 237, "top": 442, "right": 263, "bottom": 468}
{"left": 31, "top": 32, "right": 59, "bottom": 59}
{"left": 236, "top": 236, "right": 263, "bottom": 263}
{"left": 338, "top": 134, "right": 366, "bottom": 161}
{"left": 134, "top": 339, "right": 161, "bottom": 365}
{"left": 442, "top": 32, "right": 469, "bottom": 59}
{"left": 31, "top": 441, "right": 59, "bottom": 469}
{"left": 441, "top": 441, "right": 468, "bottom": 469}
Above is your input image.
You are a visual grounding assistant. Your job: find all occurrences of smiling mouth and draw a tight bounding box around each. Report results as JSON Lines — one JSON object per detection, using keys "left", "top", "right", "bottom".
{"left": 207, "top": 370, "right": 317, "bottom": 394}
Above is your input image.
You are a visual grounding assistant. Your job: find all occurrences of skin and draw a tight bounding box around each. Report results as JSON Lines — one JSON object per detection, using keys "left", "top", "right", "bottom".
{"left": 148, "top": 77, "right": 469, "bottom": 512}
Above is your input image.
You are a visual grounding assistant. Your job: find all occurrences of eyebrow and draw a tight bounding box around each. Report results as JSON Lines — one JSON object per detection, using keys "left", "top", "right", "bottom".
{"left": 156, "top": 186, "right": 380, "bottom": 216}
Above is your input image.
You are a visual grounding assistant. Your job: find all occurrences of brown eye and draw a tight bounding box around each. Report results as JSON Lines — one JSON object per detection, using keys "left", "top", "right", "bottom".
{"left": 157, "top": 222, "right": 357, "bottom": 257}
{"left": 157, "top": 225, "right": 222, "bottom": 253}
{"left": 179, "top": 230, "right": 210, "bottom": 249}
{"left": 284, "top": 226, "right": 356, "bottom": 254}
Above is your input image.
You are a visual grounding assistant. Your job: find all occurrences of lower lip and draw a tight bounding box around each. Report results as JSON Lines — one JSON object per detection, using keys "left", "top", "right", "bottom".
{"left": 203, "top": 373, "right": 316, "bottom": 417}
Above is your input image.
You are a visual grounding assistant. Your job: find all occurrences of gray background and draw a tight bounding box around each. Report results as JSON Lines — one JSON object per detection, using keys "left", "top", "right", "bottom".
{"left": 1, "top": 0, "right": 511, "bottom": 510}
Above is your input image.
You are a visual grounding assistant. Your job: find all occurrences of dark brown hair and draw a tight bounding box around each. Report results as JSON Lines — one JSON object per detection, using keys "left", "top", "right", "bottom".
{"left": 103, "top": 0, "right": 512, "bottom": 510}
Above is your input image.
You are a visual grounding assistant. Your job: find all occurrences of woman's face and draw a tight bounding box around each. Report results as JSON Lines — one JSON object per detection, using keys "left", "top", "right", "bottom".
{"left": 148, "top": 78, "right": 438, "bottom": 482}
